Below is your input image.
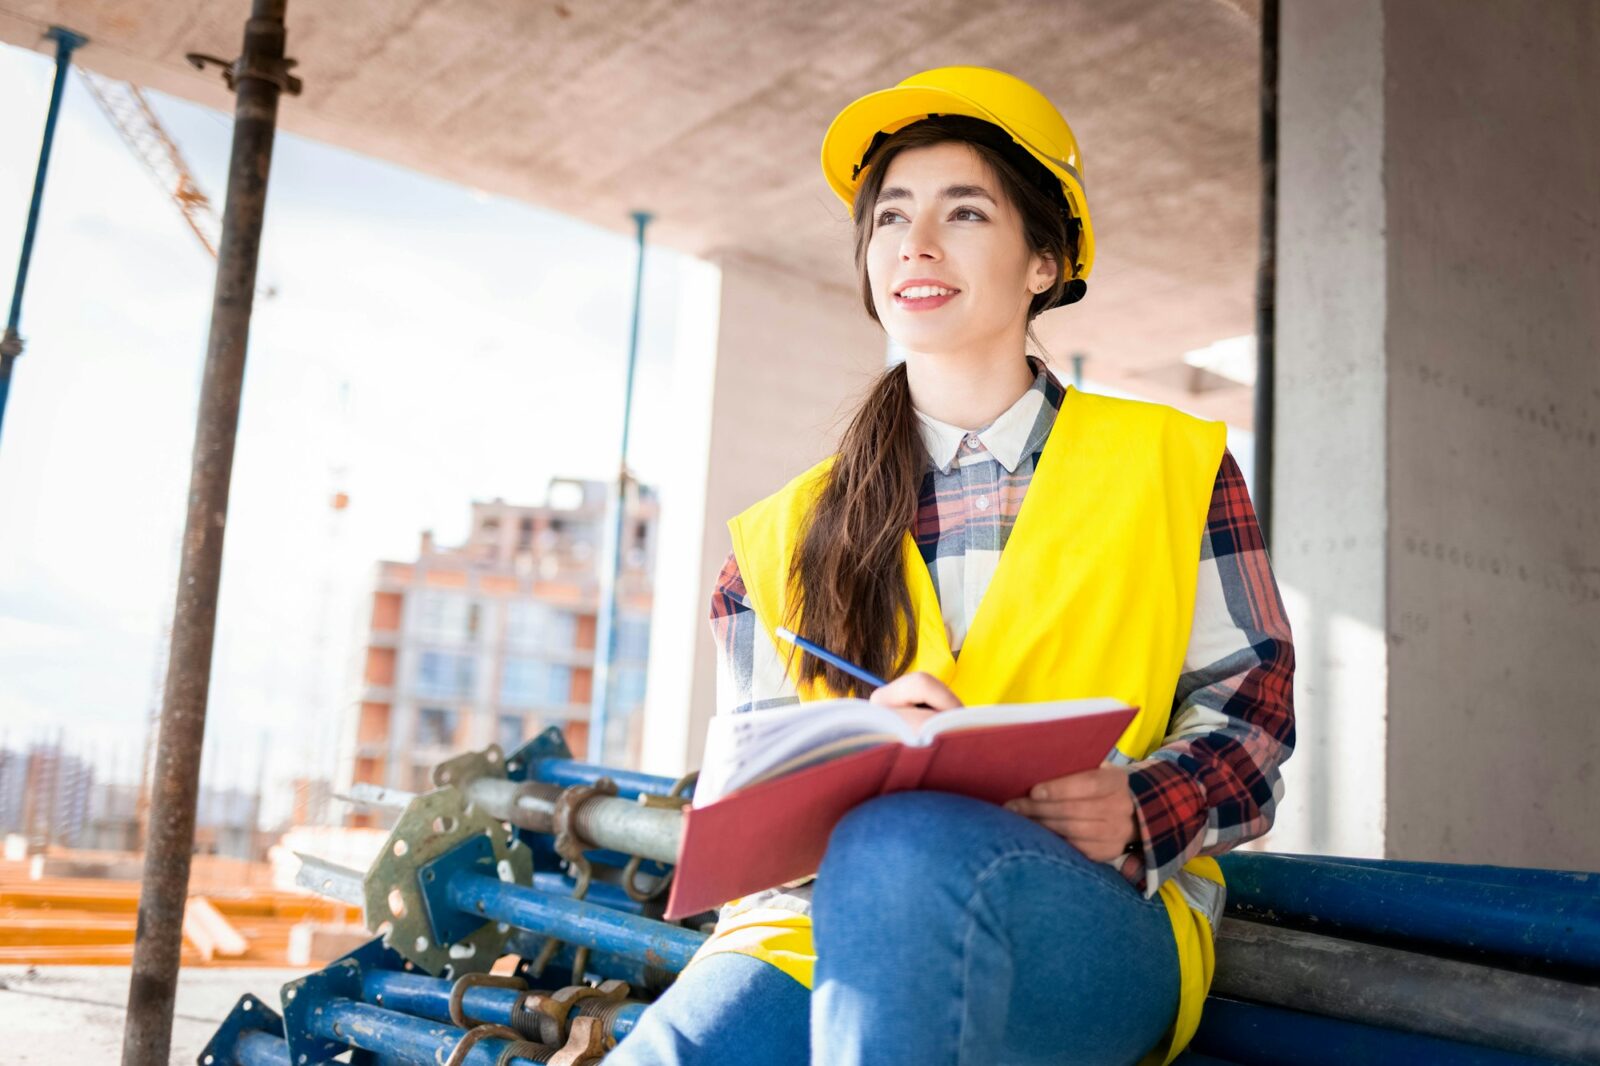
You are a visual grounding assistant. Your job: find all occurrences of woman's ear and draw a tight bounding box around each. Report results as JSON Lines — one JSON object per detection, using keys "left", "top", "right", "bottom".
{"left": 1028, "top": 251, "right": 1060, "bottom": 296}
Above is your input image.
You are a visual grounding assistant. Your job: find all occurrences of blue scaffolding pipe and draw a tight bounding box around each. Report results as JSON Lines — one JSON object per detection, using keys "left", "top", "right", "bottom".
{"left": 507, "top": 930, "right": 684, "bottom": 992}
{"left": 1259, "top": 852, "right": 1598, "bottom": 892}
{"left": 588, "top": 210, "right": 652, "bottom": 764}
{"left": 445, "top": 870, "right": 704, "bottom": 972}
{"left": 524, "top": 755, "right": 678, "bottom": 799}
{"left": 308, "top": 1000, "right": 515, "bottom": 1066}
{"left": 0, "top": 26, "right": 87, "bottom": 453}
{"left": 210, "top": 1003, "right": 518, "bottom": 1066}
{"left": 230, "top": 1030, "right": 291, "bottom": 1066}
{"left": 1217, "top": 851, "right": 1600, "bottom": 972}
{"left": 1191, "top": 996, "right": 1565, "bottom": 1066}
{"left": 362, "top": 970, "right": 647, "bottom": 1041}
{"left": 530, "top": 869, "right": 648, "bottom": 915}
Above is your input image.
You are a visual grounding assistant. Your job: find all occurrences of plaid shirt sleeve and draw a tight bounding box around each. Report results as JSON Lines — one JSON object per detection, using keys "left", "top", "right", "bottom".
{"left": 708, "top": 550, "right": 801, "bottom": 715}
{"left": 1117, "top": 449, "right": 1297, "bottom": 899}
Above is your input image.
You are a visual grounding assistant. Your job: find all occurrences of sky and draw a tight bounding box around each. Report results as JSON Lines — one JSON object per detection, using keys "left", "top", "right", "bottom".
{"left": 0, "top": 39, "right": 697, "bottom": 817}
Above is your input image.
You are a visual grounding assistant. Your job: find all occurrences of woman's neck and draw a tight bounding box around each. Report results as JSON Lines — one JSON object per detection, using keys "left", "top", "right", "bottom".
{"left": 903, "top": 350, "right": 1035, "bottom": 430}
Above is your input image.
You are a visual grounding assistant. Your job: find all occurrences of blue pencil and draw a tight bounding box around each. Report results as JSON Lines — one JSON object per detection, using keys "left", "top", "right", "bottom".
{"left": 774, "top": 627, "right": 889, "bottom": 690}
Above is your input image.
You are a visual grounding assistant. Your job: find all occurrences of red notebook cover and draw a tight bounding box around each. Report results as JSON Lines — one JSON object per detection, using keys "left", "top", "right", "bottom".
{"left": 664, "top": 705, "right": 1137, "bottom": 920}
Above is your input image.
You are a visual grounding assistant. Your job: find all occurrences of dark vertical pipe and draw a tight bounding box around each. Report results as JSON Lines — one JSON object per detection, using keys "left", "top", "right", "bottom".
{"left": 588, "top": 210, "right": 652, "bottom": 764}
{"left": 1254, "top": 0, "right": 1278, "bottom": 548}
{"left": 120, "top": 3, "right": 295, "bottom": 1063}
{"left": 0, "top": 27, "right": 87, "bottom": 455}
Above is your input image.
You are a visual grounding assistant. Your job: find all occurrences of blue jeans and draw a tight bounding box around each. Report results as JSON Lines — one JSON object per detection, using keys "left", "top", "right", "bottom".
{"left": 611, "top": 791, "right": 1185, "bottom": 1065}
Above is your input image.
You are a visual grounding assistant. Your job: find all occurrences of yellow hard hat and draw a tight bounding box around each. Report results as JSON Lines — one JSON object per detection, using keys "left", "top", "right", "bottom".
{"left": 821, "top": 65, "right": 1096, "bottom": 282}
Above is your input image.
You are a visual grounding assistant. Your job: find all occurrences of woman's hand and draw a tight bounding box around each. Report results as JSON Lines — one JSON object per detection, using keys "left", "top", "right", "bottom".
{"left": 1004, "top": 765, "right": 1140, "bottom": 862}
{"left": 869, "top": 671, "right": 962, "bottom": 731}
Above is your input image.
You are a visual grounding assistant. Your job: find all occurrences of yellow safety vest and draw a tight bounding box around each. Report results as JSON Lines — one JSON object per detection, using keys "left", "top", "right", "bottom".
{"left": 692, "top": 385, "right": 1228, "bottom": 1065}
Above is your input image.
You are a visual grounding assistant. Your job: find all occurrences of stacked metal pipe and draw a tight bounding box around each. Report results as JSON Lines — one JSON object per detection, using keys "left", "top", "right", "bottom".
{"left": 1194, "top": 852, "right": 1600, "bottom": 1064}
{"left": 200, "top": 727, "right": 1600, "bottom": 1065}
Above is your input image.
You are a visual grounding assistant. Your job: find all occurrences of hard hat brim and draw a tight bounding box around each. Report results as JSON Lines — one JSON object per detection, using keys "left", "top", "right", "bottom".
{"left": 820, "top": 83, "right": 1096, "bottom": 279}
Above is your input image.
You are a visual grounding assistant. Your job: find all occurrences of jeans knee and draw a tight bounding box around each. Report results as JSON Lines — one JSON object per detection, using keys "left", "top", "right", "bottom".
{"left": 824, "top": 792, "right": 960, "bottom": 875}
{"left": 814, "top": 792, "right": 997, "bottom": 914}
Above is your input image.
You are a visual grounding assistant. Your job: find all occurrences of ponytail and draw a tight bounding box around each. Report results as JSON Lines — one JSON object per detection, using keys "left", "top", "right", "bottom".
{"left": 786, "top": 363, "right": 924, "bottom": 695}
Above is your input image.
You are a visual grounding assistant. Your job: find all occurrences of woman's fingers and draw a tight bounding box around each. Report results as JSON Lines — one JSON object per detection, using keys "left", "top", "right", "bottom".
{"left": 1003, "top": 765, "right": 1140, "bottom": 859}
{"left": 1036, "top": 823, "right": 1130, "bottom": 862}
{"left": 889, "top": 706, "right": 939, "bottom": 732}
{"left": 1005, "top": 795, "right": 1121, "bottom": 820}
{"left": 868, "top": 671, "right": 963, "bottom": 711}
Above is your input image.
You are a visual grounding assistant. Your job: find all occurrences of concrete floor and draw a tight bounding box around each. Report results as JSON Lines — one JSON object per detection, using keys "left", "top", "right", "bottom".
{"left": 0, "top": 965, "right": 297, "bottom": 1064}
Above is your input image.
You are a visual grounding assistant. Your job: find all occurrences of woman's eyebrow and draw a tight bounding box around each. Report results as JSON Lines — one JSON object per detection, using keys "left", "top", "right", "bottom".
{"left": 875, "top": 184, "right": 998, "bottom": 205}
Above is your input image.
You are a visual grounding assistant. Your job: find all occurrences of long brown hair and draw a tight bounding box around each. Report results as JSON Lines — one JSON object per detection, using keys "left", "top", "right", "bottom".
{"left": 786, "top": 116, "right": 1081, "bottom": 695}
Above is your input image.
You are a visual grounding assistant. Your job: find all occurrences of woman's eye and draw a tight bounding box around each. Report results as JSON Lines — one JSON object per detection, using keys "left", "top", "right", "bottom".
{"left": 874, "top": 207, "right": 985, "bottom": 226}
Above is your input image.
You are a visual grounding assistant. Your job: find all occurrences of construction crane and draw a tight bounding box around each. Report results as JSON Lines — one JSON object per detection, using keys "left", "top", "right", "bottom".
{"left": 78, "top": 70, "right": 227, "bottom": 844}
{"left": 76, "top": 70, "right": 221, "bottom": 258}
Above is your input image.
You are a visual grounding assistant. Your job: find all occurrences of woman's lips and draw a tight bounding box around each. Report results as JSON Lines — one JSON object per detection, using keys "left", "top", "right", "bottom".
{"left": 893, "top": 290, "right": 959, "bottom": 312}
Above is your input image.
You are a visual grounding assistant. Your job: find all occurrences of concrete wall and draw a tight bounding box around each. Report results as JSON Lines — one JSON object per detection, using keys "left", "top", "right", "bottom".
{"left": 641, "top": 252, "right": 887, "bottom": 776}
{"left": 1275, "top": 0, "right": 1600, "bottom": 867}
{"left": 1271, "top": 0, "right": 1389, "bottom": 858}
{"left": 1382, "top": 0, "right": 1600, "bottom": 866}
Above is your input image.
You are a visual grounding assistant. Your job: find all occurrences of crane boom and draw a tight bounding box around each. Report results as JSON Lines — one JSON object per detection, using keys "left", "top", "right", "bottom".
{"left": 77, "top": 70, "right": 221, "bottom": 258}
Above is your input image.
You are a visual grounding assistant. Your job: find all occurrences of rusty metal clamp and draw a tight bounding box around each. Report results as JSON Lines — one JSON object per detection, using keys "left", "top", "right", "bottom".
{"left": 444, "top": 1023, "right": 524, "bottom": 1066}
{"left": 185, "top": 51, "right": 303, "bottom": 95}
{"left": 549, "top": 1015, "right": 611, "bottom": 1066}
{"left": 529, "top": 778, "right": 618, "bottom": 980}
{"left": 449, "top": 971, "right": 529, "bottom": 1029}
{"left": 622, "top": 770, "right": 697, "bottom": 903}
{"left": 551, "top": 778, "right": 618, "bottom": 900}
{"left": 511, "top": 979, "right": 630, "bottom": 1048}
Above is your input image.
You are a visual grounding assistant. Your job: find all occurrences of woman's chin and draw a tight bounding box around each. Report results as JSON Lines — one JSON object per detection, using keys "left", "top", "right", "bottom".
{"left": 886, "top": 331, "right": 977, "bottom": 362}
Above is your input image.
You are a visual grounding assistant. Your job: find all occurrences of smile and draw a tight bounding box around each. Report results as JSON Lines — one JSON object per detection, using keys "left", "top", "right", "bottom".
{"left": 892, "top": 283, "right": 960, "bottom": 311}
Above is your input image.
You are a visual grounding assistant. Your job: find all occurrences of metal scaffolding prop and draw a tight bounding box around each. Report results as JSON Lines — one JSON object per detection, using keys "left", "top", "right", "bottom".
{"left": 588, "top": 210, "right": 653, "bottom": 766}
{"left": 199, "top": 725, "right": 1600, "bottom": 1065}
{"left": 0, "top": 25, "right": 86, "bottom": 457}
{"left": 121, "top": 2, "right": 301, "bottom": 1064}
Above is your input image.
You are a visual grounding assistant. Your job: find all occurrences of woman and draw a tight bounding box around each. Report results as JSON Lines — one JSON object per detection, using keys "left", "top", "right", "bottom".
{"left": 613, "top": 66, "right": 1295, "bottom": 1066}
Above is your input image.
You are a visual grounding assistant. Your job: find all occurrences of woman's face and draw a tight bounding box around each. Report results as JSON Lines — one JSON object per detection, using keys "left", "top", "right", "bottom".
{"left": 866, "top": 141, "right": 1053, "bottom": 360}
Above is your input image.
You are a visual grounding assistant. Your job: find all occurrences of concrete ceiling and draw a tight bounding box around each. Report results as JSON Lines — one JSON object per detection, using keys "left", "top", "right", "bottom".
{"left": 0, "top": 0, "right": 1262, "bottom": 426}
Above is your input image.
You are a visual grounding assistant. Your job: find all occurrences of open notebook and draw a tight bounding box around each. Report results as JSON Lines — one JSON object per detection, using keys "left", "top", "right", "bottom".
{"left": 665, "top": 696, "right": 1137, "bottom": 920}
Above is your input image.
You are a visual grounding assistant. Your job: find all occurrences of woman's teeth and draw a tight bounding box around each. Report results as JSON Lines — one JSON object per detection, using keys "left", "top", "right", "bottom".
{"left": 898, "top": 286, "right": 957, "bottom": 299}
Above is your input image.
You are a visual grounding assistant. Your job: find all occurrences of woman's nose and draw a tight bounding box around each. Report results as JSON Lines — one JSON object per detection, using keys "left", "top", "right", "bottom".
{"left": 899, "top": 216, "right": 942, "bottom": 261}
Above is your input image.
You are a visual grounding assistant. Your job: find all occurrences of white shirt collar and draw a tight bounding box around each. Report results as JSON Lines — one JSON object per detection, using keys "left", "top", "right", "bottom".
{"left": 913, "top": 377, "right": 1047, "bottom": 475}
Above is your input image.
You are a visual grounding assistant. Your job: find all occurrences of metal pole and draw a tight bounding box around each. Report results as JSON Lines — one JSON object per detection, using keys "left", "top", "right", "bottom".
{"left": 445, "top": 872, "right": 705, "bottom": 971}
{"left": 361, "top": 970, "right": 649, "bottom": 1043}
{"left": 588, "top": 210, "right": 652, "bottom": 764}
{"left": 1253, "top": 0, "right": 1278, "bottom": 548}
{"left": 1218, "top": 850, "right": 1600, "bottom": 972}
{"left": 343, "top": 777, "right": 684, "bottom": 863}
{"left": 1213, "top": 919, "right": 1600, "bottom": 1063}
{"left": 0, "top": 26, "right": 87, "bottom": 455}
{"left": 121, "top": 3, "right": 299, "bottom": 1063}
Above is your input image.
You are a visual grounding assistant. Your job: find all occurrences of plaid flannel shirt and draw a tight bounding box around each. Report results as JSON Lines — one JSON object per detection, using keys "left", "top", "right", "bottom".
{"left": 709, "top": 359, "right": 1296, "bottom": 901}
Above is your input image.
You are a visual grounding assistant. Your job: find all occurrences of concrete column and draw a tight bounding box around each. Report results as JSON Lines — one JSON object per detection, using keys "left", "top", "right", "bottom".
{"left": 641, "top": 252, "right": 886, "bottom": 776}
{"left": 1272, "top": 0, "right": 1390, "bottom": 859}
{"left": 1274, "top": 0, "right": 1600, "bottom": 867}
